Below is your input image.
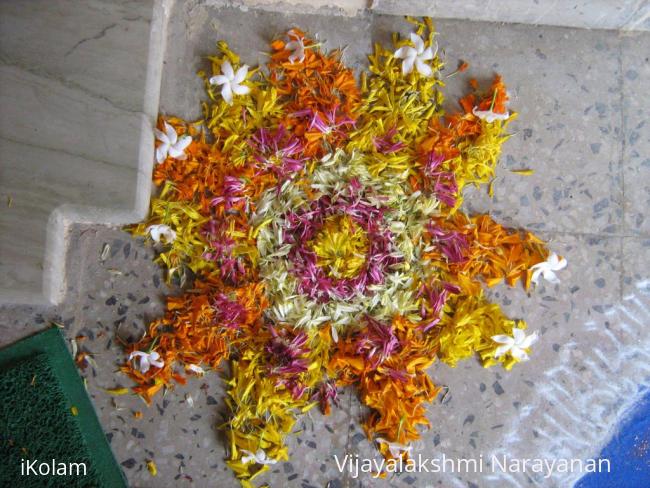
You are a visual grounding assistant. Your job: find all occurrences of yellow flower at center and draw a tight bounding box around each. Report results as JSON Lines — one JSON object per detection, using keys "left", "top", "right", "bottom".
{"left": 310, "top": 214, "right": 369, "bottom": 279}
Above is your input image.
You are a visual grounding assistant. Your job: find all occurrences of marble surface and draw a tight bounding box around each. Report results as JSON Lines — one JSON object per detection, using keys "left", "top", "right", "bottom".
{"left": 0, "top": 0, "right": 166, "bottom": 305}
{"left": 1, "top": 3, "right": 650, "bottom": 488}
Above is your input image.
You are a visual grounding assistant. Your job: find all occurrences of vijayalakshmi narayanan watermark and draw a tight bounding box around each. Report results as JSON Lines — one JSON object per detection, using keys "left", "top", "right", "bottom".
{"left": 334, "top": 453, "right": 610, "bottom": 479}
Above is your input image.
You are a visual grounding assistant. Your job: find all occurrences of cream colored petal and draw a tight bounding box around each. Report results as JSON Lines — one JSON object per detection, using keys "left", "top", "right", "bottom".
{"left": 148, "top": 226, "right": 161, "bottom": 242}
{"left": 221, "top": 83, "right": 233, "bottom": 105}
{"left": 240, "top": 450, "right": 256, "bottom": 464}
{"left": 553, "top": 255, "right": 568, "bottom": 270}
{"left": 139, "top": 359, "right": 151, "bottom": 373}
{"left": 410, "top": 32, "right": 424, "bottom": 54}
{"left": 168, "top": 145, "right": 185, "bottom": 159}
{"left": 491, "top": 334, "right": 514, "bottom": 344}
{"left": 512, "top": 327, "right": 526, "bottom": 344}
{"left": 519, "top": 332, "right": 538, "bottom": 349}
{"left": 164, "top": 122, "right": 177, "bottom": 145}
{"left": 233, "top": 65, "right": 248, "bottom": 84}
{"left": 472, "top": 108, "right": 511, "bottom": 122}
{"left": 221, "top": 60, "right": 234, "bottom": 80}
{"left": 402, "top": 55, "right": 415, "bottom": 75}
{"left": 154, "top": 127, "right": 167, "bottom": 143}
{"left": 155, "top": 144, "right": 168, "bottom": 164}
{"left": 510, "top": 347, "right": 530, "bottom": 361}
{"left": 420, "top": 45, "right": 435, "bottom": 61}
{"left": 232, "top": 83, "right": 250, "bottom": 96}
{"left": 394, "top": 46, "right": 415, "bottom": 59}
{"left": 494, "top": 344, "right": 512, "bottom": 358}
{"left": 530, "top": 266, "right": 544, "bottom": 284}
{"left": 149, "top": 357, "right": 164, "bottom": 369}
{"left": 415, "top": 58, "right": 433, "bottom": 77}
{"left": 209, "top": 74, "right": 228, "bottom": 85}
{"left": 175, "top": 135, "right": 192, "bottom": 152}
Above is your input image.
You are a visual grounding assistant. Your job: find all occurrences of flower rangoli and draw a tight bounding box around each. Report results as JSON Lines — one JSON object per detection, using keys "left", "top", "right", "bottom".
{"left": 122, "top": 17, "right": 566, "bottom": 485}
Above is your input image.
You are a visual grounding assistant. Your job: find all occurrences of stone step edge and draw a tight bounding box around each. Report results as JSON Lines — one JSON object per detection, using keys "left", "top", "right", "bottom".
{"left": 0, "top": 0, "right": 171, "bottom": 306}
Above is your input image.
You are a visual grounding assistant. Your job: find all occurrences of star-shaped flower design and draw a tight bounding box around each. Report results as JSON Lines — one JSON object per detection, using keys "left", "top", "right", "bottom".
{"left": 125, "top": 22, "right": 564, "bottom": 485}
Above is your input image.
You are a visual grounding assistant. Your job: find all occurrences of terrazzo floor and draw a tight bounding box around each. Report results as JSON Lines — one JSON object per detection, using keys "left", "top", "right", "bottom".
{"left": 1, "top": 5, "right": 650, "bottom": 488}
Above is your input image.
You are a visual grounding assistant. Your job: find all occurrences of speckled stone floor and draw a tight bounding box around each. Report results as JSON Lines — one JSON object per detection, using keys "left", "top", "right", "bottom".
{"left": 1, "top": 5, "right": 649, "bottom": 488}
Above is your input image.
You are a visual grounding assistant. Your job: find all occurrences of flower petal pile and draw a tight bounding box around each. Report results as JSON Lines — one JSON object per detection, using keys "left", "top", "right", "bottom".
{"left": 121, "top": 17, "right": 565, "bottom": 485}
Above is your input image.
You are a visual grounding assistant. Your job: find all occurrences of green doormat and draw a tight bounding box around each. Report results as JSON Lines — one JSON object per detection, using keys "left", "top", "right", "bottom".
{"left": 0, "top": 327, "right": 126, "bottom": 487}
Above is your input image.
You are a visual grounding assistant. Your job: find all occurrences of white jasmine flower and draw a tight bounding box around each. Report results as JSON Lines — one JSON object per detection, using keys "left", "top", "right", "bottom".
{"left": 155, "top": 122, "right": 192, "bottom": 163}
{"left": 129, "top": 350, "right": 164, "bottom": 374}
{"left": 285, "top": 30, "right": 305, "bottom": 63}
{"left": 472, "top": 107, "right": 511, "bottom": 123}
{"left": 240, "top": 449, "right": 277, "bottom": 465}
{"left": 209, "top": 60, "right": 250, "bottom": 105}
{"left": 491, "top": 328, "right": 538, "bottom": 361}
{"left": 376, "top": 438, "right": 413, "bottom": 458}
{"left": 147, "top": 224, "right": 176, "bottom": 244}
{"left": 186, "top": 364, "right": 205, "bottom": 376}
{"left": 394, "top": 33, "right": 437, "bottom": 77}
{"left": 530, "top": 252, "right": 567, "bottom": 285}
{"left": 185, "top": 393, "right": 194, "bottom": 408}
